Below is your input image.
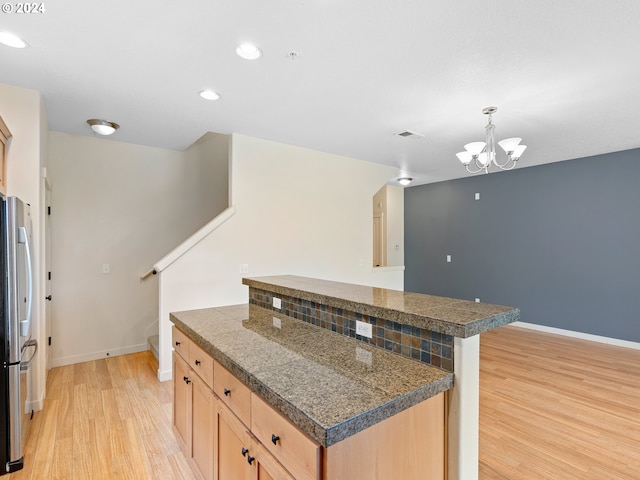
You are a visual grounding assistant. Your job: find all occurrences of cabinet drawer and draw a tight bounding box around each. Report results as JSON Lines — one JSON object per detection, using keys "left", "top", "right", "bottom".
{"left": 214, "top": 361, "right": 251, "bottom": 427}
{"left": 189, "top": 342, "right": 214, "bottom": 389}
{"left": 251, "top": 394, "right": 321, "bottom": 480}
{"left": 172, "top": 326, "right": 190, "bottom": 360}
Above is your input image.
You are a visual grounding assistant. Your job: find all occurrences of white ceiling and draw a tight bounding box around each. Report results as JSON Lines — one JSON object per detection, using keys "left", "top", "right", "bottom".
{"left": 1, "top": 0, "right": 639, "bottom": 185}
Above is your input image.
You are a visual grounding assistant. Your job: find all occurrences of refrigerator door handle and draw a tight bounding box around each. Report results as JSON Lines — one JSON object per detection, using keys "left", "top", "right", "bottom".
{"left": 21, "top": 340, "right": 38, "bottom": 369}
{"left": 18, "top": 226, "right": 33, "bottom": 338}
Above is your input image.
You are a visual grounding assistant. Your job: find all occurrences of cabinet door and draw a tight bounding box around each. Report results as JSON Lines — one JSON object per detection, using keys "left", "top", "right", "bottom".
{"left": 192, "top": 375, "right": 215, "bottom": 480}
{"left": 257, "top": 464, "right": 275, "bottom": 480}
{"left": 0, "top": 116, "right": 10, "bottom": 194}
{"left": 252, "top": 439, "right": 295, "bottom": 480}
{"left": 173, "top": 352, "right": 192, "bottom": 455}
{"left": 216, "top": 402, "right": 253, "bottom": 480}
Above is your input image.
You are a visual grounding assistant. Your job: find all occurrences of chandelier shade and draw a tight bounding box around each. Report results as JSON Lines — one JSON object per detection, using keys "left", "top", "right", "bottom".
{"left": 456, "top": 107, "right": 526, "bottom": 174}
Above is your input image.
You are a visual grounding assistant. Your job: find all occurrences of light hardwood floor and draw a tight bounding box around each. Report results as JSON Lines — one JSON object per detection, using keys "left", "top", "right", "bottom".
{"left": 479, "top": 326, "right": 640, "bottom": 480}
{"left": 7, "top": 351, "right": 197, "bottom": 480}
{"left": 6, "top": 327, "right": 640, "bottom": 479}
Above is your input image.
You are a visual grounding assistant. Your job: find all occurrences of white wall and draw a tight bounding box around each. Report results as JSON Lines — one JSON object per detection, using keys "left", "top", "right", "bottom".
{"left": 48, "top": 131, "right": 229, "bottom": 367}
{"left": 158, "top": 134, "right": 404, "bottom": 380}
{"left": 0, "top": 84, "right": 47, "bottom": 410}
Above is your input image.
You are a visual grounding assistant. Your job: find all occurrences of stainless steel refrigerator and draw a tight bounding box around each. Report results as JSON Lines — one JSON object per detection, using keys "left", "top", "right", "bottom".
{"left": 0, "top": 196, "right": 36, "bottom": 475}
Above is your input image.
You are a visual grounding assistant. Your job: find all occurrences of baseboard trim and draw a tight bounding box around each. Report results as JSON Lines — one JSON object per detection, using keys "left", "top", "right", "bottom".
{"left": 158, "top": 368, "right": 172, "bottom": 382}
{"left": 51, "top": 343, "right": 149, "bottom": 368}
{"left": 27, "top": 395, "right": 44, "bottom": 413}
{"left": 511, "top": 321, "right": 640, "bottom": 350}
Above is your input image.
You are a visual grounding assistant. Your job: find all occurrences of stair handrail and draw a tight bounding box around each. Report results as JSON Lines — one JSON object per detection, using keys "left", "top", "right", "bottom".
{"left": 139, "top": 206, "right": 236, "bottom": 279}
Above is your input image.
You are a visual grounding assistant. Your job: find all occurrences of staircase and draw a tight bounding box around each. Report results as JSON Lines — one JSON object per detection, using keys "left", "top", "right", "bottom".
{"left": 148, "top": 334, "right": 159, "bottom": 362}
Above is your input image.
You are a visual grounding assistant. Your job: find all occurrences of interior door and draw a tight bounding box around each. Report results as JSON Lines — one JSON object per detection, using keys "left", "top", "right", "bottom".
{"left": 373, "top": 212, "right": 384, "bottom": 267}
{"left": 45, "top": 179, "right": 52, "bottom": 371}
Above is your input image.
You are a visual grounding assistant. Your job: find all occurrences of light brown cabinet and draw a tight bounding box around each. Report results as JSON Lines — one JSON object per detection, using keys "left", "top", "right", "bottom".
{"left": 173, "top": 326, "right": 311, "bottom": 480}
{"left": 172, "top": 352, "right": 192, "bottom": 454}
{"left": 251, "top": 394, "right": 320, "bottom": 480}
{"left": 0, "top": 116, "right": 11, "bottom": 194}
{"left": 172, "top": 325, "right": 445, "bottom": 480}
{"left": 172, "top": 327, "right": 215, "bottom": 480}
{"left": 191, "top": 374, "right": 215, "bottom": 480}
{"left": 216, "top": 400, "right": 253, "bottom": 480}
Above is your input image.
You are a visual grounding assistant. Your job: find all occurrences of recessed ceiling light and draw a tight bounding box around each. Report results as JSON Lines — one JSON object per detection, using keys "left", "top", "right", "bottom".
{"left": 0, "top": 32, "right": 27, "bottom": 49}
{"left": 236, "top": 43, "right": 262, "bottom": 60}
{"left": 199, "top": 90, "right": 220, "bottom": 101}
{"left": 87, "top": 119, "right": 119, "bottom": 136}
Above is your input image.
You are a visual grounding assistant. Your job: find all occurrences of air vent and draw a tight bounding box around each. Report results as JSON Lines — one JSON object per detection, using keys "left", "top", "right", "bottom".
{"left": 394, "top": 130, "right": 424, "bottom": 139}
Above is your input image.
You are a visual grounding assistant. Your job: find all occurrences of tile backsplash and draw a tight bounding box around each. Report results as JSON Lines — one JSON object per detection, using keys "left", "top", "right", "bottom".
{"left": 249, "top": 287, "right": 454, "bottom": 372}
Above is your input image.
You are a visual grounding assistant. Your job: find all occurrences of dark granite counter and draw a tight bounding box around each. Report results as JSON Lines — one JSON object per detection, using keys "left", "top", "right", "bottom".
{"left": 243, "top": 275, "right": 519, "bottom": 338}
{"left": 170, "top": 303, "right": 453, "bottom": 447}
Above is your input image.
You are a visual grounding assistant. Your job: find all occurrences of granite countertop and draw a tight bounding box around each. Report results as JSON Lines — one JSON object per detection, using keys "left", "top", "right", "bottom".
{"left": 243, "top": 275, "right": 519, "bottom": 337}
{"left": 170, "top": 303, "right": 453, "bottom": 448}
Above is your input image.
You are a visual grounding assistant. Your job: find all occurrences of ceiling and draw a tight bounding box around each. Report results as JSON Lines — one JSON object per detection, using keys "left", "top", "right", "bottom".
{"left": 1, "top": 0, "right": 639, "bottom": 185}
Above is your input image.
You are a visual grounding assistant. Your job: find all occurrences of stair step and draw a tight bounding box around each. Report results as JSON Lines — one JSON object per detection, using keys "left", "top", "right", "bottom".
{"left": 148, "top": 335, "right": 159, "bottom": 361}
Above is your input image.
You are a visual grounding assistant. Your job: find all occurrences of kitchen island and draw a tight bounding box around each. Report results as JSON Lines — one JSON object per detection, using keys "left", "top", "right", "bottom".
{"left": 170, "top": 275, "right": 519, "bottom": 480}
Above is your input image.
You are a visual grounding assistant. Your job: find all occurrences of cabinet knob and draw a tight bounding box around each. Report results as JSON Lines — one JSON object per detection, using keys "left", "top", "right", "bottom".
{"left": 241, "top": 447, "right": 248, "bottom": 457}
{"left": 271, "top": 434, "right": 280, "bottom": 445}
{"left": 195, "top": 360, "right": 201, "bottom": 366}
{"left": 224, "top": 388, "right": 231, "bottom": 396}
{"left": 175, "top": 341, "right": 181, "bottom": 346}
{"left": 183, "top": 376, "right": 191, "bottom": 385}
{"left": 247, "top": 455, "right": 255, "bottom": 465}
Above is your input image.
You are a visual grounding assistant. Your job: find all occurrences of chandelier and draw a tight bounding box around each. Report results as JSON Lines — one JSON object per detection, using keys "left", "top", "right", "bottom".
{"left": 456, "top": 106, "right": 526, "bottom": 174}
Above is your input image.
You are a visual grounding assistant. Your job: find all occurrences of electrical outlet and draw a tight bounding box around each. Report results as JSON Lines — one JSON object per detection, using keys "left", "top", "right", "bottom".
{"left": 446, "top": 255, "right": 452, "bottom": 263}
{"left": 273, "top": 297, "right": 282, "bottom": 309}
{"left": 272, "top": 317, "right": 281, "bottom": 329}
{"left": 475, "top": 192, "right": 480, "bottom": 200}
{"left": 239, "top": 264, "right": 249, "bottom": 274}
{"left": 102, "top": 264, "right": 110, "bottom": 274}
{"left": 356, "top": 320, "right": 372, "bottom": 339}
{"left": 475, "top": 298, "right": 481, "bottom": 303}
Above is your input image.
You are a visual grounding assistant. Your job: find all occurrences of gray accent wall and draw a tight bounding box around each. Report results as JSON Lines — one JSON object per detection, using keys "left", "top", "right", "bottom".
{"left": 405, "top": 148, "right": 640, "bottom": 343}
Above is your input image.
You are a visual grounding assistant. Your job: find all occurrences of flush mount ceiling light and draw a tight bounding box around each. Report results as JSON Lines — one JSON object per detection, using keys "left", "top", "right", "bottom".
{"left": 199, "top": 90, "right": 220, "bottom": 101}
{"left": 0, "top": 31, "right": 28, "bottom": 48}
{"left": 236, "top": 43, "right": 262, "bottom": 60}
{"left": 397, "top": 177, "right": 413, "bottom": 186}
{"left": 456, "top": 106, "right": 527, "bottom": 174}
{"left": 87, "top": 119, "right": 120, "bottom": 136}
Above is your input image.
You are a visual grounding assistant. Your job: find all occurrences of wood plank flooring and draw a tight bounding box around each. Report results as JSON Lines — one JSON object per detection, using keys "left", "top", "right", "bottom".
{"left": 6, "top": 326, "right": 640, "bottom": 479}
{"left": 7, "top": 351, "right": 197, "bottom": 480}
{"left": 479, "top": 326, "right": 640, "bottom": 480}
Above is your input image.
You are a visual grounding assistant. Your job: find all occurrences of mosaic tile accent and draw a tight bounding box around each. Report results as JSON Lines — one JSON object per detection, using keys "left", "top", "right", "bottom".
{"left": 249, "top": 287, "right": 454, "bottom": 372}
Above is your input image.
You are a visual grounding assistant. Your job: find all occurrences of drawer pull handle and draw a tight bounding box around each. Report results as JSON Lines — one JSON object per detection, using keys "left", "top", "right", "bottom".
{"left": 247, "top": 455, "right": 255, "bottom": 465}
{"left": 183, "top": 376, "right": 191, "bottom": 385}
{"left": 241, "top": 447, "right": 248, "bottom": 457}
{"left": 175, "top": 341, "right": 181, "bottom": 346}
{"left": 224, "top": 388, "right": 231, "bottom": 396}
{"left": 271, "top": 434, "right": 280, "bottom": 445}
{"left": 195, "top": 360, "right": 201, "bottom": 366}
